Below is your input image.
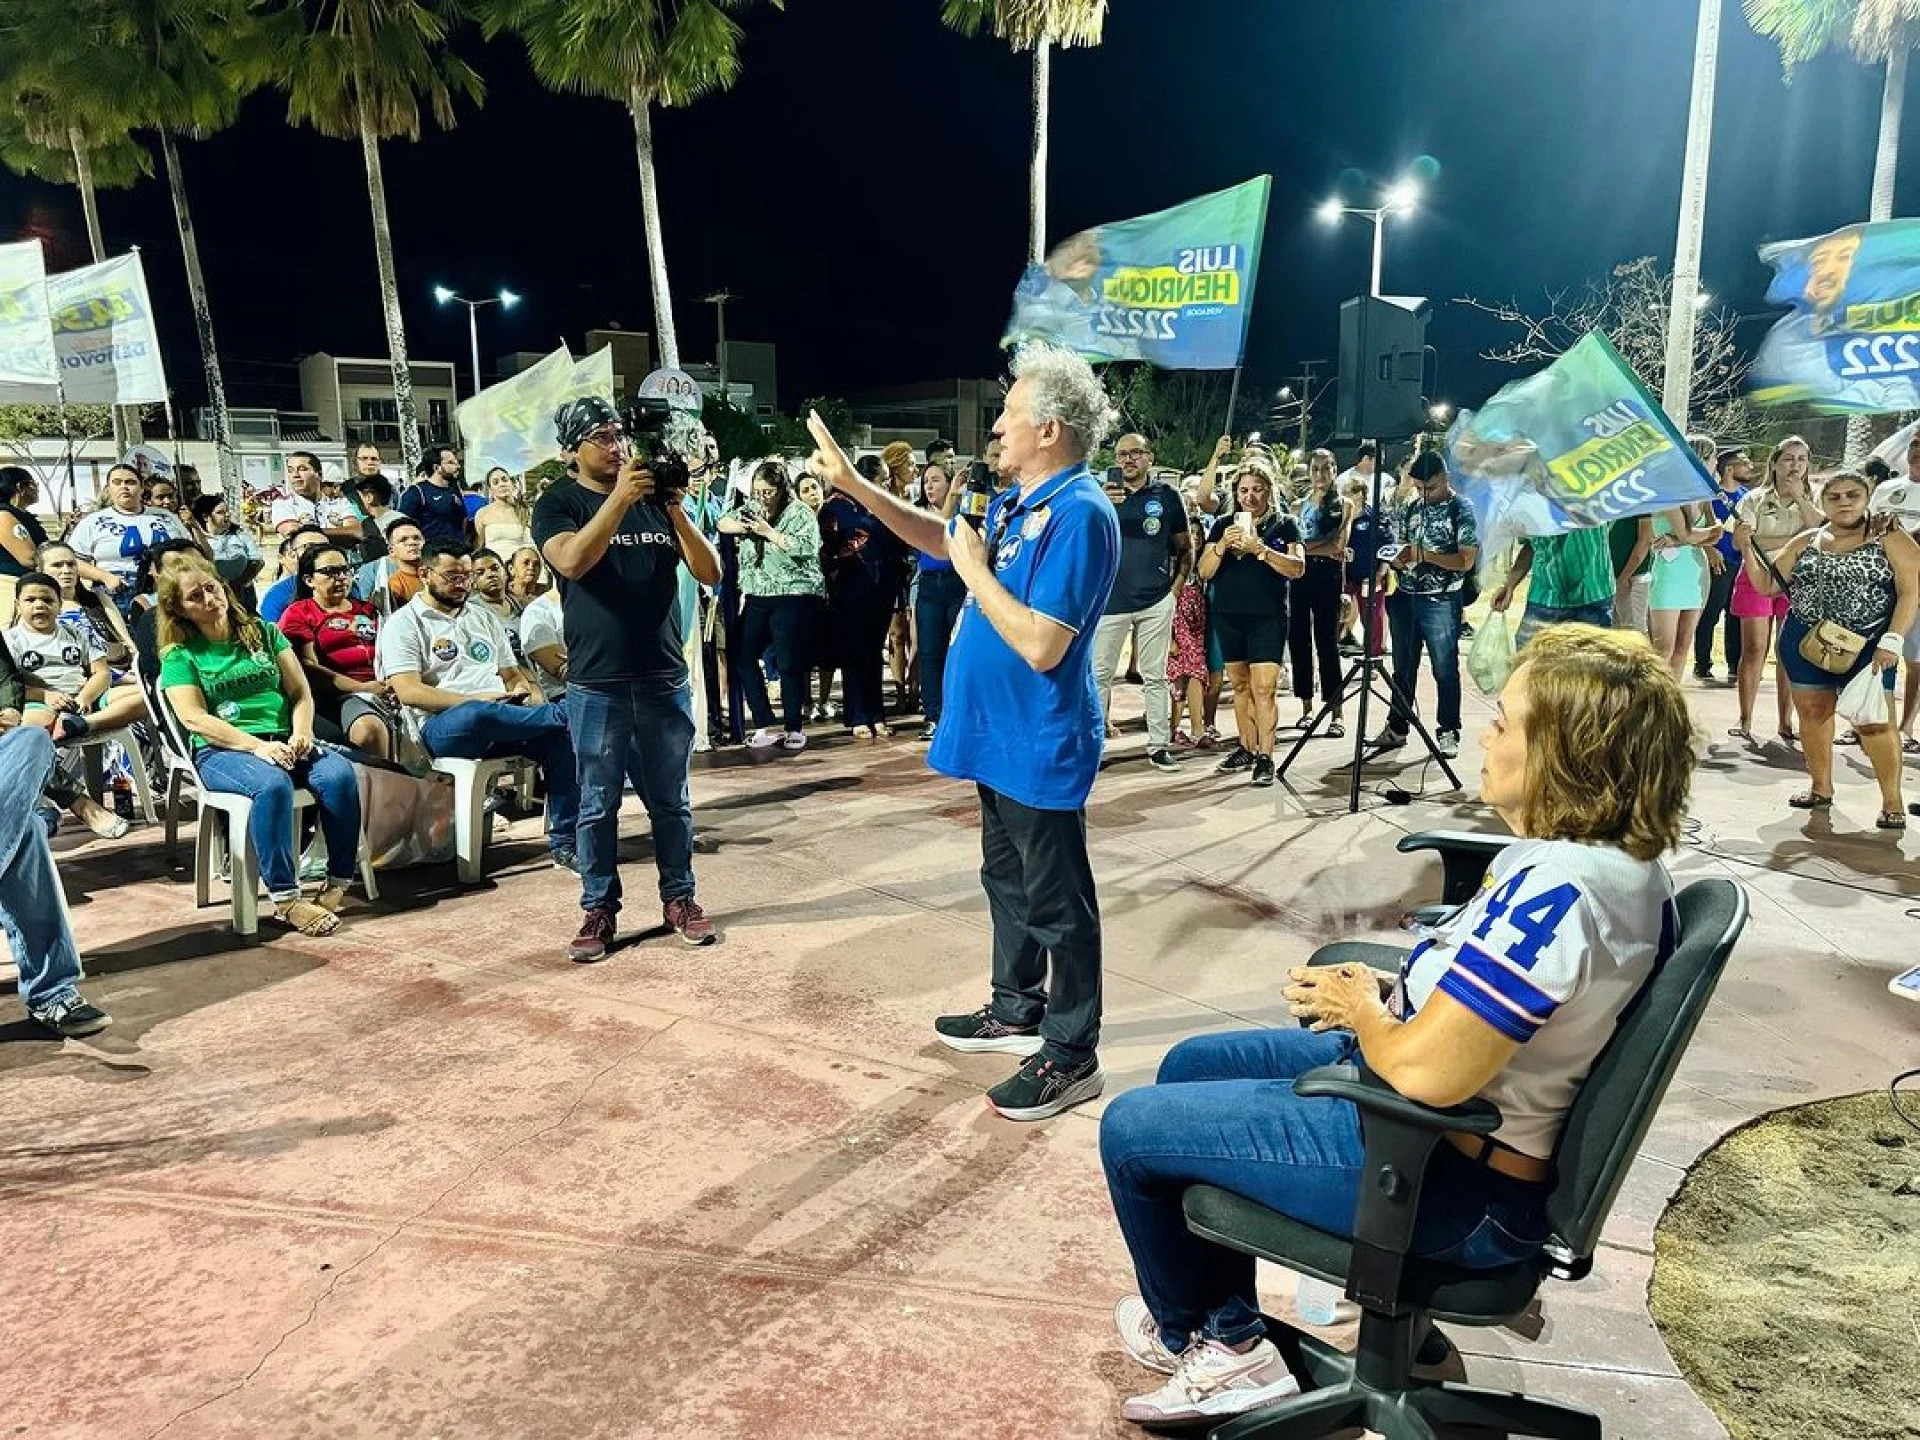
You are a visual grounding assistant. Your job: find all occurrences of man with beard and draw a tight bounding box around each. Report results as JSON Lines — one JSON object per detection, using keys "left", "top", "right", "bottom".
{"left": 534, "top": 398, "right": 724, "bottom": 959}
{"left": 400, "top": 446, "right": 472, "bottom": 549}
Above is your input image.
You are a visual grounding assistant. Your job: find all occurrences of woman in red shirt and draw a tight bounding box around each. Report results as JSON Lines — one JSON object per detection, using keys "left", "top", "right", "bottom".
{"left": 277, "top": 545, "right": 396, "bottom": 758}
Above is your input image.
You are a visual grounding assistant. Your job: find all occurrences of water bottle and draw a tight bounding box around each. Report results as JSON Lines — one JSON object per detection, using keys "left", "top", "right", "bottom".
{"left": 1294, "top": 1274, "right": 1342, "bottom": 1327}
{"left": 111, "top": 769, "right": 135, "bottom": 821}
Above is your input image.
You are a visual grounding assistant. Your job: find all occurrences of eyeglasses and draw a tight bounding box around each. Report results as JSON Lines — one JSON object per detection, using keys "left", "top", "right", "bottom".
{"left": 312, "top": 564, "right": 352, "bottom": 578}
{"left": 432, "top": 568, "right": 473, "bottom": 583}
{"left": 1117, "top": 448, "right": 1151, "bottom": 459}
{"left": 581, "top": 425, "right": 625, "bottom": 449}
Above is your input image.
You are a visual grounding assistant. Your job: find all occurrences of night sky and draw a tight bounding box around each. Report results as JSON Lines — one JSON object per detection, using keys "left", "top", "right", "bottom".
{"left": 5, "top": 0, "right": 1916, "bottom": 421}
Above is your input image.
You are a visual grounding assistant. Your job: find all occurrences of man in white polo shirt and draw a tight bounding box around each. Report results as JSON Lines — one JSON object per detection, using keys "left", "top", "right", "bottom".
{"left": 272, "top": 451, "right": 363, "bottom": 551}
{"left": 376, "top": 538, "right": 581, "bottom": 869}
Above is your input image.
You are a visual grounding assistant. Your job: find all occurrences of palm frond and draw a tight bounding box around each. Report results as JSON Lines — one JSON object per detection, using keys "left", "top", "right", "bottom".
{"left": 1850, "top": 0, "right": 1920, "bottom": 58}
{"left": 481, "top": 0, "right": 763, "bottom": 112}
{"left": 1742, "top": 0, "right": 1858, "bottom": 67}
{"left": 939, "top": 0, "right": 1107, "bottom": 50}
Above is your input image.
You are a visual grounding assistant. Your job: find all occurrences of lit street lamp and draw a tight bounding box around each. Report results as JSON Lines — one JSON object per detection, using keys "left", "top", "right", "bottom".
{"left": 1429, "top": 402, "right": 1453, "bottom": 423}
{"left": 1317, "top": 179, "right": 1420, "bottom": 298}
{"left": 434, "top": 285, "right": 521, "bottom": 399}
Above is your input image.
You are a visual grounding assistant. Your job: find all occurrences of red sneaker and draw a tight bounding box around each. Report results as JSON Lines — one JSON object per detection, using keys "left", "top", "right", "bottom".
{"left": 569, "top": 907, "right": 616, "bottom": 963}
{"left": 664, "top": 897, "right": 717, "bottom": 947}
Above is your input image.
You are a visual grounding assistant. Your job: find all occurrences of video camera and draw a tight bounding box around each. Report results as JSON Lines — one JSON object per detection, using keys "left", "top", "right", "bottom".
{"left": 623, "top": 394, "right": 691, "bottom": 504}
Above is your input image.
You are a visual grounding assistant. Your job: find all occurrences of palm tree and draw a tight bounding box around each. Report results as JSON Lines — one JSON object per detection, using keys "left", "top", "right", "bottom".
{"left": 251, "top": 1, "right": 483, "bottom": 471}
{"left": 28, "top": 0, "right": 261, "bottom": 501}
{"left": 0, "top": 33, "right": 152, "bottom": 448}
{"left": 1664, "top": 0, "right": 1725, "bottom": 431}
{"left": 1747, "top": 0, "right": 1920, "bottom": 453}
{"left": 940, "top": 0, "right": 1108, "bottom": 264}
{"left": 477, "top": 0, "right": 776, "bottom": 372}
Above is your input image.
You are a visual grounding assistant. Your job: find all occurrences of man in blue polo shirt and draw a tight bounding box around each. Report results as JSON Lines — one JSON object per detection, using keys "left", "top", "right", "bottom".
{"left": 807, "top": 341, "right": 1120, "bottom": 1121}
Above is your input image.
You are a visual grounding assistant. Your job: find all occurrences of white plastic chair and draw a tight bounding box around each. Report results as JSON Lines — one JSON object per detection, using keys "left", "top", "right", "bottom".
{"left": 430, "top": 754, "right": 536, "bottom": 883}
{"left": 138, "top": 666, "right": 379, "bottom": 935}
{"left": 75, "top": 732, "right": 159, "bottom": 825}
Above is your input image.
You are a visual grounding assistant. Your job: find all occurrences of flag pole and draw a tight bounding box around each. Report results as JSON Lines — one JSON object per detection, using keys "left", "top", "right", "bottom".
{"left": 1224, "top": 365, "right": 1244, "bottom": 438}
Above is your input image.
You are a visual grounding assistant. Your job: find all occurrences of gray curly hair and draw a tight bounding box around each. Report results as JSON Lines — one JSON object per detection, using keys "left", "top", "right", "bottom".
{"left": 1009, "top": 340, "right": 1118, "bottom": 458}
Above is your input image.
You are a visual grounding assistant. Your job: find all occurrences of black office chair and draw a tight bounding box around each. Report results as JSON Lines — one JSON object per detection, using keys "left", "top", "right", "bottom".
{"left": 1180, "top": 833, "right": 1749, "bottom": 1439}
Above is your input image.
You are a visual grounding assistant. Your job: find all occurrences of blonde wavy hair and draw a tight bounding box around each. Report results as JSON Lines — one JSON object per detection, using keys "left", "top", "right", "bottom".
{"left": 155, "top": 556, "right": 263, "bottom": 656}
{"left": 1513, "top": 625, "right": 1694, "bottom": 861}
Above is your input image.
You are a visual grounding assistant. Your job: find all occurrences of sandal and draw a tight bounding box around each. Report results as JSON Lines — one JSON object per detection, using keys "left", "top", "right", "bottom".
{"left": 275, "top": 899, "right": 341, "bottom": 936}
{"left": 71, "top": 797, "right": 129, "bottom": 841}
{"left": 313, "top": 885, "right": 351, "bottom": 915}
{"left": 1776, "top": 730, "right": 1798, "bottom": 745}
{"left": 1837, "top": 730, "right": 1861, "bottom": 747}
{"left": 52, "top": 712, "right": 89, "bottom": 742}
{"left": 1877, "top": 810, "right": 1908, "bottom": 831}
{"left": 1787, "top": 791, "right": 1834, "bottom": 811}
{"left": 1726, "top": 725, "right": 1753, "bottom": 741}
{"left": 1324, "top": 722, "right": 1346, "bottom": 740}
{"left": 1903, "top": 736, "right": 1920, "bottom": 755}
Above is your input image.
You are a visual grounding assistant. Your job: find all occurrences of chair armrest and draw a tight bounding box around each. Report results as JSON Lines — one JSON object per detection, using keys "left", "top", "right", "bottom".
{"left": 1293, "top": 1063, "right": 1507, "bottom": 1312}
{"left": 1294, "top": 1063, "right": 1501, "bottom": 1135}
{"left": 1396, "top": 829, "right": 1512, "bottom": 904}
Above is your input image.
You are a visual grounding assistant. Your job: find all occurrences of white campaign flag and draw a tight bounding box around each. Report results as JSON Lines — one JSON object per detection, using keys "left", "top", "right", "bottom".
{"left": 455, "top": 344, "right": 617, "bottom": 479}
{"left": 0, "top": 240, "right": 60, "bottom": 392}
{"left": 41, "top": 252, "right": 169, "bottom": 405}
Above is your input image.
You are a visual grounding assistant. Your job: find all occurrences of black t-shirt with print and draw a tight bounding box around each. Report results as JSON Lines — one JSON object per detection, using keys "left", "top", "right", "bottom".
{"left": 1207, "top": 512, "right": 1301, "bottom": 615}
{"left": 0, "top": 503, "right": 47, "bottom": 577}
{"left": 531, "top": 480, "right": 687, "bottom": 686}
{"left": 1107, "top": 480, "right": 1190, "bottom": 615}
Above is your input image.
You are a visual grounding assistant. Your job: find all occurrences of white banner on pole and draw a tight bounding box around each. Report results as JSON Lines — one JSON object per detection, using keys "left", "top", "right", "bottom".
{"left": 455, "top": 344, "right": 617, "bottom": 480}
{"left": 42, "top": 252, "right": 169, "bottom": 405}
{"left": 0, "top": 240, "right": 60, "bottom": 392}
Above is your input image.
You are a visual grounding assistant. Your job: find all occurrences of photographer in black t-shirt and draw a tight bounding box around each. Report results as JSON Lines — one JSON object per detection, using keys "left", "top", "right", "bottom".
{"left": 533, "top": 397, "right": 723, "bottom": 960}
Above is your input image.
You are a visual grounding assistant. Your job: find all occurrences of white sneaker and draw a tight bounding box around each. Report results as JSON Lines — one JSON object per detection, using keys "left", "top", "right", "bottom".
{"left": 1437, "top": 729, "right": 1461, "bottom": 759}
{"left": 1114, "top": 1295, "right": 1181, "bottom": 1375}
{"left": 780, "top": 732, "right": 808, "bottom": 751}
{"left": 746, "top": 727, "right": 782, "bottom": 749}
{"left": 1120, "top": 1337, "right": 1300, "bottom": 1426}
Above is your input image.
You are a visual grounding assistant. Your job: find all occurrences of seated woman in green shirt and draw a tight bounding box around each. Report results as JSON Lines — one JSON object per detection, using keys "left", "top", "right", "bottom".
{"left": 155, "top": 556, "right": 364, "bottom": 937}
{"left": 720, "top": 462, "right": 826, "bottom": 750}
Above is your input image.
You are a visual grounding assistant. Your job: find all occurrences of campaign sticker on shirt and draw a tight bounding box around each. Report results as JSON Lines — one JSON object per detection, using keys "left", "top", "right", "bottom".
{"left": 217, "top": 701, "right": 240, "bottom": 720}
{"left": 1143, "top": 517, "right": 1162, "bottom": 537}
{"left": 431, "top": 638, "right": 459, "bottom": 663}
{"left": 1144, "top": 499, "right": 1164, "bottom": 519}
{"left": 1022, "top": 507, "right": 1051, "bottom": 542}
{"left": 467, "top": 639, "right": 494, "bottom": 664}
{"left": 325, "top": 617, "right": 349, "bottom": 631}
{"left": 353, "top": 616, "right": 376, "bottom": 640}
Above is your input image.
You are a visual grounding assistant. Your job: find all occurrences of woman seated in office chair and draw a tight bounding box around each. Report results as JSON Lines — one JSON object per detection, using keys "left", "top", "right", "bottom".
{"left": 1098, "top": 625, "right": 1695, "bottom": 1428}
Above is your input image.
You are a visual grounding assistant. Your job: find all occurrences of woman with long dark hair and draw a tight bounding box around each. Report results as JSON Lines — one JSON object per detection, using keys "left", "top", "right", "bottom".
{"left": 1728, "top": 436, "right": 1820, "bottom": 744}
{"left": 820, "top": 455, "right": 906, "bottom": 739}
{"left": 277, "top": 545, "right": 395, "bottom": 759}
{"left": 720, "top": 462, "right": 826, "bottom": 750}
{"left": 911, "top": 462, "right": 965, "bottom": 741}
{"left": 1288, "top": 449, "right": 1353, "bottom": 736}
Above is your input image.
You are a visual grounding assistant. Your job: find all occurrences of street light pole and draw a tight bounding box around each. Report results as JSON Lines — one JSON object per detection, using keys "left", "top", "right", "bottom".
{"left": 465, "top": 305, "right": 482, "bottom": 402}
{"left": 434, "top": 285, "right": 521, "bottom": 403}
{"left": 1370, "top": 213, "right": 1386, "bottom": 300}
{"left": 1318, "top": 183, "right": 1420, "bottom": 298}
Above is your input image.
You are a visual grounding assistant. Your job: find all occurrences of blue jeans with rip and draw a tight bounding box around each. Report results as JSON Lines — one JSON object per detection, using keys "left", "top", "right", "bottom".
{"left": 194, "top": 744, "right": 363, "bottom": 903}
{"left": 1385, "top": 591, "right": 1465, "bottom": 736}
{"left": 0, "top": 727, "right": 85, "bottom": 1013}
{"left": 1100, "top": 1028, "right": 1550, "bottom": 1354}
{"left": 420, "top": 700, "right": 578, "bottom": 857}
{"left": 566, "top": 680, "right": 697, "bottom": 915}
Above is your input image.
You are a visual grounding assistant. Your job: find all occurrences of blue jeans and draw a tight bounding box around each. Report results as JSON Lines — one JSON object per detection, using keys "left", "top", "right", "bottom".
{"left": 0, "top": 727, "right": 85, "bottom": 1012}
{"left": 1100, "top": 1028, "right": 1549, "bottom": 1353}
{"left": 566, "top": 680, "right": 697, "bottom": 915}
{"left": 1516, "top": 600, "right": 1613, "bottom": 649}
{"left": 915, "top": 568, "right": 968, "bottom": 725}
{"left": 420, "top": 700, "right": 578, "bottom": 856}
{"left": 1386, "top": 591, "right": 1465, "bottom": 735}
{"left": 195, "top": 745, "right": 363, "bottom": 903}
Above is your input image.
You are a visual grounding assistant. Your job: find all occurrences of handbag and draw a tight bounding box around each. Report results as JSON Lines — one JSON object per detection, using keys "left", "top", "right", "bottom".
{"left": 1756, "top": 543, "right": 1871, "bottom": 675}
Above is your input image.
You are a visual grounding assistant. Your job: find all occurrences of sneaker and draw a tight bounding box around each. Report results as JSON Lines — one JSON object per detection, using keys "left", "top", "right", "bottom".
{"left": 780, "top": 731, "right": 808, "bottom": 751}
{"left": 1459, "top": 620, "right": 1476, "bottom": 640}
{"left": 1366, "top": 729, "right": 1407, "bottom": 754}
{"left": 28, "top": 994, "right": 112, "bottom": 1039}
{"left": 1120, "top": 1337, "right": 1300, "bottom": 1426}
{"left": 1115, "top": 1295, "right": 1181, "bottom": 1375}
{"left": 1693, "top": 668, "right": 1715, "bottom": 683}
{"left": 692, "top": 734, "right": 712, "bottom": 754}
{"left": 1437, "top": 729, "right": 1461, "bottom": 759}
{"left": 933, "top": 1005, "right": 1044, "bottom": 1056}
{"left": 550, "top": 848, "right": 581, "bottom": 874}
{"left": 1147, "top": 747, "right": 1183, "bottom": 772}
{"left": 918, "top": 722, "right": 937, "bottom": 742}
{"left": 746, "top": 727, "right": 782, "bottom": 749}
{"left": 664, "top": 896, "right": 717, "bottom": 946}
{"left": 1215, "top": 745, "right": 1255, "bottom": 774}
{"left": 569, "top": 907, "right": 617, "bottom": 963}
{"left": 985, "top": 1051, "right": 1105, "bottom": 1121}
{"left": 1249, "top": 755, "right": 1275, "bottom": 787}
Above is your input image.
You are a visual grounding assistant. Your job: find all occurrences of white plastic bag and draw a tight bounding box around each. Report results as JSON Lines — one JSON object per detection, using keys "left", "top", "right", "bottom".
{"left": 1836, "top": 664, "right": 1893, "bottom": 730}
{"left": 1466, "top": 610, "right": 1516, "bottom": 695}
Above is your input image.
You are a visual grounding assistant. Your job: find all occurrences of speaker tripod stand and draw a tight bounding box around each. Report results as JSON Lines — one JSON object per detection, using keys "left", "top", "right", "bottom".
{"left": 1273, "top": 638, "right": 1462, "bottom": 812}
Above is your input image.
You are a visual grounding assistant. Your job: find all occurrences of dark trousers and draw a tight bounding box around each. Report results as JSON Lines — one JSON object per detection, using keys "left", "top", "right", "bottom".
{"left": 1288, "top": 557, "right": 1346, "bottom": 707}
{"left": 740, "top": 594, "right": 821, "bottom": 733}
{"left": 1694, "top": 560, "right": 1743, "bottom": 675}
{"left": 835, "top": 581, "right": 895, "bottom": 728}
{"left": 698, "top": 594, "right": 724, "bottom": 734}
{"left": 978, "top": 784, "right": 1103, "bottom": 1064}
{"left": 1385, "top": 590, "right": 1465, "bottom": 735}
{"left": 914, "top": 567, "right": 968, "bottom": 725}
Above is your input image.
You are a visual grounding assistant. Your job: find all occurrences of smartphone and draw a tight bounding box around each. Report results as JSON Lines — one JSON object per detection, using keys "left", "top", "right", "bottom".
{"left": 1891, "top": 964, "right": 1920, "bottom": 1003}
{"left": 1235, "top": 510, "right": 1255, "bottom": 537}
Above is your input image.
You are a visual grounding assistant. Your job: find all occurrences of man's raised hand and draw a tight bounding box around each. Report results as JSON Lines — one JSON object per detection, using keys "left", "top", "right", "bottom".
{"left": 807, "top": 410, "right": 857, "bottom": 493}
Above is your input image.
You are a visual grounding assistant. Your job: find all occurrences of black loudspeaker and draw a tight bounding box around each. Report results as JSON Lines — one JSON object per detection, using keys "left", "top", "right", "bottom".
{"left": 1336, "top": 295, "right": 1432, "bottom": 441}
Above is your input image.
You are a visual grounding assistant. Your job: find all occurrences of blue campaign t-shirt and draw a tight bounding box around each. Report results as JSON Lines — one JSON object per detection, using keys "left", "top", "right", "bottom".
{"left": 398, "top": 479, "right": 470, "bottom": 547}
{"left": 927, "top": 464, "right": 1120, "bottom": 811}
{"left": 1708, "top": 485, "right": 1746, "bottom": 563}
